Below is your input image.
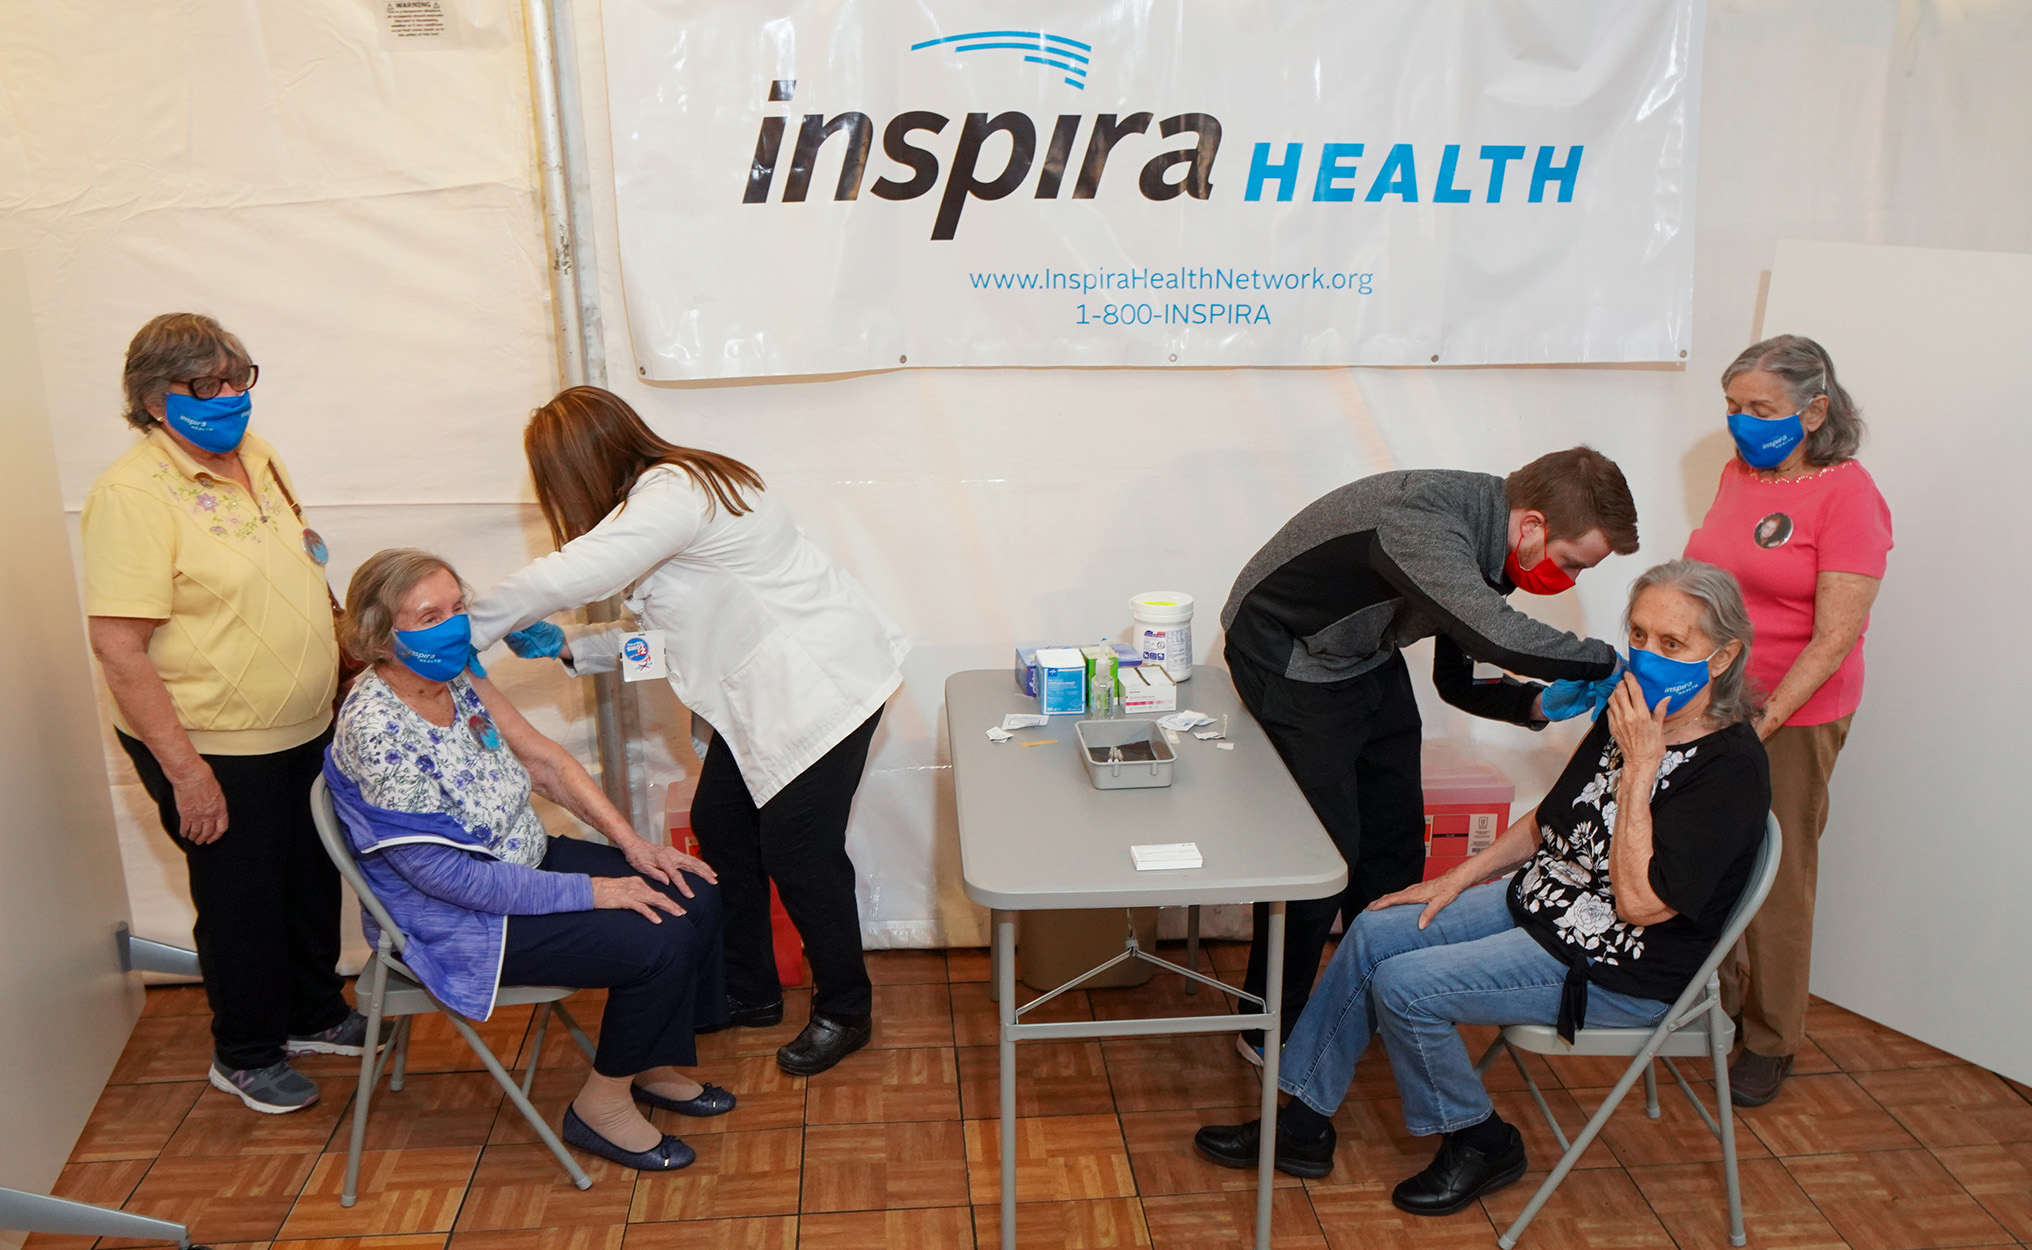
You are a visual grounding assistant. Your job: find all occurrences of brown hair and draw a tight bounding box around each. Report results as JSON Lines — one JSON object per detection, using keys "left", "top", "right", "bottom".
{"left": 121, "top": 313, "right": 253, "bottom": 431}
{"left": 1504, "top": 446, "right": 1640, "bottom": 555}
{"left": 524, "top": 386, "right": 765, "bottom": 548}
{"left": 341, "top": 548, "right": 470, "bottom": 664}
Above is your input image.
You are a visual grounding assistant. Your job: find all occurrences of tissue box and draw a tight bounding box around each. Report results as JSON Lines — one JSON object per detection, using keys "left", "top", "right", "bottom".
{"left": 1015, "top": 646, "right": 1043, "bottom": 697}
{"left": 1118, "top": 665, "right": 1177, "bottom": 714}
{"left": 1034, "top": 647, "right": 1088, "bottom": 716}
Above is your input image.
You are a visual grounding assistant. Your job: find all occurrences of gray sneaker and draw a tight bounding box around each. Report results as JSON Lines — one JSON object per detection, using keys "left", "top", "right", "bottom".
{"left": 209, "top": 1059, "right": 320, "bottom": 1114}
{"left": 287, "top": 1009, "right": 380, "bottom": 1057}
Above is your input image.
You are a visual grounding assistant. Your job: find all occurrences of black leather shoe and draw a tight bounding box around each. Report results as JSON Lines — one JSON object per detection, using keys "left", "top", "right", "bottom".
{"left": 776, "top": 1011, "right": 871, "bottom": 1076}
{"left": 728, "top": 998, "right": 785, "bottom": 1028}
{"left": 696, "top": 998, "right": 784, "bottom": 1035}
{"left": 1728, "top": 1050, "right": 1794, "bottom": 1108}
{"left": 1391, "top": 1123, "right": 1528, "bottom": 1216}
{"left": 1192, "top": 1116, "right": 1337, "bottom": 1179}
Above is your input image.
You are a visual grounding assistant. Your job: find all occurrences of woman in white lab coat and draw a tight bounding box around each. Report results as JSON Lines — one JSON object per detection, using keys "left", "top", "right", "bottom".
{"left": 470, "top": 386, "right": 910, "bottom": 1077}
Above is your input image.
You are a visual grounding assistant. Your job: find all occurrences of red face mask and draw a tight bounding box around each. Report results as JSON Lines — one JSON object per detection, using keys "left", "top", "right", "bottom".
{"left": 1504, "top": 546, "right": 1576, "bottom": 596}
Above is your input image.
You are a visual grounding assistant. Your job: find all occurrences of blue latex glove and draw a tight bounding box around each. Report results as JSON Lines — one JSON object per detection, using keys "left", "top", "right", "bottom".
{"left": 467, "top": 652, "right": 487, "bottom": 679}
{"left": 504, "top": 621, "right": 566, "bottom": 659}
{"left": 1540, "top": 656, "right": 1627, "bottom": 722}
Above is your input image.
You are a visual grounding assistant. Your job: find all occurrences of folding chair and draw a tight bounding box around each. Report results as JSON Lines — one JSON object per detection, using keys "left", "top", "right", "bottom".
{"left": 1474, "top": 813, "right": 1782, "bottom": 1249}
{"left": 310, "top": 775, "right": 598, "bottom": 1205}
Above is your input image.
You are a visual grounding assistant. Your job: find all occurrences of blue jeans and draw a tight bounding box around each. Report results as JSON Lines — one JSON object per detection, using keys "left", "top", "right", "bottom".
{"left": 1277, "top": 880, "right": 1670, "bottom": 1135}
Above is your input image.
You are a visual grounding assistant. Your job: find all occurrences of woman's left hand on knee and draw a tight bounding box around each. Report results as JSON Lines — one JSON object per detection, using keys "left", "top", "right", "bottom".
{"left": 619, "top": 839, "right": 719, "bottom": 895}
{"left": 1368, "top": 877, "right": 1465, "bottom": 931}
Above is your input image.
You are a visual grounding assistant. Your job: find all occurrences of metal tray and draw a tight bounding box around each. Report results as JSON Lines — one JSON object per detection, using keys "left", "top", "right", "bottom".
{"left": 1074, "top": 719, "right": 1176, "bottom": 790}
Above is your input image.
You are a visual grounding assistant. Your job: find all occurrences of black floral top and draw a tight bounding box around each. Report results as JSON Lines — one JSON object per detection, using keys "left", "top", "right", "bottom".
{"left": 1508, "top": 716, "right": 1770, "bottom": 1004}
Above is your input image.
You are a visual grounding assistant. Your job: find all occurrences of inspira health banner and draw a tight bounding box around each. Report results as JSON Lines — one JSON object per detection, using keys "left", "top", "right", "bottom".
{"left": 604, "top": 1, "right": 1701, "bottom": 377}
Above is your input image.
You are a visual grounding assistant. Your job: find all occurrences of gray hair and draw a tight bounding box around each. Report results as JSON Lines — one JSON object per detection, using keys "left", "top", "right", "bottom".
{"left": 340, "top": 548, "right": 471, "bottom": 665}
{"left": 1721, "top": 334, "right": 1863, "bottom": 466}
{"left": 121, "top": 313, "right": 254, "bottom": 431}
{"left": 1623, "top": 559, "right": 1762, "bottom": 727}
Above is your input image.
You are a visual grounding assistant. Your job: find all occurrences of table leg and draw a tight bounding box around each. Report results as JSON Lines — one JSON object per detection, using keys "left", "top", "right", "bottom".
{"left": 997, "top": 909, "right": 1018, "bottom": 1250}
{"left": 1184, "top": 905, "right": 1201, "bottom": 995}
{"left": 1256, "top": 902, "right": 1286, "bottom": 1250}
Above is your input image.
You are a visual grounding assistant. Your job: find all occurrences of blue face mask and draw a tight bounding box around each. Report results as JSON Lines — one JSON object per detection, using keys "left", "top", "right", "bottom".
{"left": 1727, "top": 408, "right": 1804, "bottom": 470}
{"left": 392, "top": 613, "right": 475, "bottom": 683}
{"left": 1625, "top": 646, "right": 1720, "bottom": 715}
{"left": 163, "top": 391, "right": 252, "bottom": 454}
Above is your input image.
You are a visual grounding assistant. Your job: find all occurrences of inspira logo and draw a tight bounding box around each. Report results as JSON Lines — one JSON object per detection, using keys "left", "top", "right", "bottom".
{"left": 908, "top": 28, "right": 1094, "bottom": 91}
{"left": 741, "top": 29, "right": 1584, "bottom": 241}
{"left": 741, "top": 77, "right": 1221, "bottom": 241}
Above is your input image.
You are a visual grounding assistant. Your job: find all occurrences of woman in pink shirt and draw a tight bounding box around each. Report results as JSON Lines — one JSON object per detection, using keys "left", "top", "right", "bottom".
{"left": 1684, "top": 334, "right": 1892, "bottom": 1108}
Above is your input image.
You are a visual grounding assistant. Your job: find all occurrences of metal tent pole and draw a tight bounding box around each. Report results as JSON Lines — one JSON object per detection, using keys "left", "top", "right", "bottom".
{"left": 0, "top": 1188, "right": 198, "bottom": 1249}
{"left": 523, "top": 0, "right": 645, "bottom": 836}
{"left": 116, "top": 923, "right": 201, "bottom": 978}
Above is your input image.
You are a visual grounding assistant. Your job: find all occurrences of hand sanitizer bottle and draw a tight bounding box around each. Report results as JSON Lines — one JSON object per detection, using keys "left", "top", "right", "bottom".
{"left": 1088, "top": 640, "right": 1117, "bottom": 718}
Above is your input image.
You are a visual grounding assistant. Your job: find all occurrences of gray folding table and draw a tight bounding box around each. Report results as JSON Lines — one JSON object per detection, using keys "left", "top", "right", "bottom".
{"left": 946, "top": 666, "right": 1346, "bottom": 1250}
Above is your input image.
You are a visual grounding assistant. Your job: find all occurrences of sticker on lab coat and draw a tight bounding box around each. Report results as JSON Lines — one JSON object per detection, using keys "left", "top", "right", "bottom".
{"left": 619, "top": 630, "right": 669, "bottom": 682}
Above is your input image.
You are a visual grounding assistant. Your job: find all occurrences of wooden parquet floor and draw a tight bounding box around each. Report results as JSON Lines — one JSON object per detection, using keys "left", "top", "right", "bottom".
{"left": 26, "top": 942, "right": 2032, "bottom": 1250}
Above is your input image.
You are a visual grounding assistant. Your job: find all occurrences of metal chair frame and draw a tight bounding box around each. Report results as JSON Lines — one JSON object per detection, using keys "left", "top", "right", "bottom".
{"left": 1474, "top": 813, "right": 1783, "bottom": 1249}
{"left": 310, "top": 775, "right": 597, "bottom": 1205}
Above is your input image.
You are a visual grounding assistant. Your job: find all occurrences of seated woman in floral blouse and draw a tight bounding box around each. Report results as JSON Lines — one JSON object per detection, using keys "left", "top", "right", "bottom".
{"left": 327, "top": 547, "right": 730, "bottom": 1172}
{"left": 1194, "top": 559, "right": 1771, "bottom": 1216}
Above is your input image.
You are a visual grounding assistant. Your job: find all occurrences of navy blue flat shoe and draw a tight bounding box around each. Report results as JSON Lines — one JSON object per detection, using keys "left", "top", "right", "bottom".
{"left": 561, "top": 1105, "right": 695, "bottom": 1171}
{"left": 631, "top": 1081, "right": 738, "bottom": 1117}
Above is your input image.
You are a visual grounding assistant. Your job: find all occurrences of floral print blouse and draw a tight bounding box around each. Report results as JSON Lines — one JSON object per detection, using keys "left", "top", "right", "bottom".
{"left": 1506, "top": 716, "right": 1769, "bottom": 1003}
{"left": 332, "top": 670, "right": 548, "bottom": 868}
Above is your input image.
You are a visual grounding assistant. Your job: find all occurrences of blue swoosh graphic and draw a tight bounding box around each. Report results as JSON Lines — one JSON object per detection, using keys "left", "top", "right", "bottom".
{"left": 909, "top": 30, "right": 1039, "bottom": 50}
{"left": 1023, "top": 56, "right": 1087, "bottom": 75}
{"left": 911, "top": 29, "right": 1093, "bottom": 90}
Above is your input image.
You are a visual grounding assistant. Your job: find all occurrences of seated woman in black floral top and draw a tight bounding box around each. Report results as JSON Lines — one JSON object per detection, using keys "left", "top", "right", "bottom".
{"left": 1194, "top": 559, "right": 1770, "bottom": 1216}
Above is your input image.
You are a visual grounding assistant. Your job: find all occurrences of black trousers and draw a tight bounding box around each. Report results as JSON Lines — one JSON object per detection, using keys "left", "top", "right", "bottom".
{"left": 691, "top": 710, "right": 882, "bottom": 1019}
{"left": 120, "top": 728, "right": 350, "bottom": 1070}
{"left": 502, "top": 838, "right": 725, "bottom": 1077}
{"left": 1227, "top": 642, "right": 1427, "bottom": 1042}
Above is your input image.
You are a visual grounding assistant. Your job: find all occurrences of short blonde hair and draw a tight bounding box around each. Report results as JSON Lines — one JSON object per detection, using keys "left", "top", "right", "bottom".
{"left": 341, "top": 548, "right": 470, "bottom": 664}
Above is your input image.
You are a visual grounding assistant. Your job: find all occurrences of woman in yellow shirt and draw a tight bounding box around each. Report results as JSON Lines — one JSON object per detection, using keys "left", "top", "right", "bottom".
{"left": 82, "top": 313, "right": 363, "bottom": 1114}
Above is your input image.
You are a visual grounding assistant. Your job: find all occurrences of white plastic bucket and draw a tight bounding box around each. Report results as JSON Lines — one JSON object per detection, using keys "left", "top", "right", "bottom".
{"left": 1130, "top": 591, "right": 1195, "bottom": 682}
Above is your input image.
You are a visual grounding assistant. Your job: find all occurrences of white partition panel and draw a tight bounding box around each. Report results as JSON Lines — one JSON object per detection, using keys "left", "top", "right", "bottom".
{"left": 1764, "top": 239, "right": 2031, "bottom": 1084}
{"left": 0, "top": 250, "right": 142, "bottom": 1198}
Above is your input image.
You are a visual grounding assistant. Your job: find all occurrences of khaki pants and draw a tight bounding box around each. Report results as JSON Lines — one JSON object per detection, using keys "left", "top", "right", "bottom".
{"left": 1720, "top": 713, "right": 1853, "bottom": 1058}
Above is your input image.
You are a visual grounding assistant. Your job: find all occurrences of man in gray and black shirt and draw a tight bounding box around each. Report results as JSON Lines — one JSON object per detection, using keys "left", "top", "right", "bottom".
{"left": 1222, "top": 447, "right": 1639, "bottom": 1051}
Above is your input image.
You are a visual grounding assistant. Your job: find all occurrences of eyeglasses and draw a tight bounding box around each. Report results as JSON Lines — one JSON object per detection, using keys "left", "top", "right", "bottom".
{"left": 173, "top": 363, "right": 259, "bottom": 400}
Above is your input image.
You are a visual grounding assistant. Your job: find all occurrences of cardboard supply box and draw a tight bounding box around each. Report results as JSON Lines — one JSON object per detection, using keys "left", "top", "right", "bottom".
{"left": 1117, "top": 664, "right": 1177, "bottom": 713}
{"left": 1034, "top": 647, "right": 1089, "bottom": 716}
{"left": 1421, "top": 746, "right": 1513, "bottom": 882}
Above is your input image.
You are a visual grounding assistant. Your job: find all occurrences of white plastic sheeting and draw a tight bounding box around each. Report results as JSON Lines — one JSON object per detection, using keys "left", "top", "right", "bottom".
{"left": 6, "top": 1, "right": 2031, "bottom": 961}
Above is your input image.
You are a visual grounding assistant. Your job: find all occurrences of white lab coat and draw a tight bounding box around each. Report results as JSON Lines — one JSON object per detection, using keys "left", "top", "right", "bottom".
{"left": 469, "top": 466, "right": 910, "bottom": 805}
